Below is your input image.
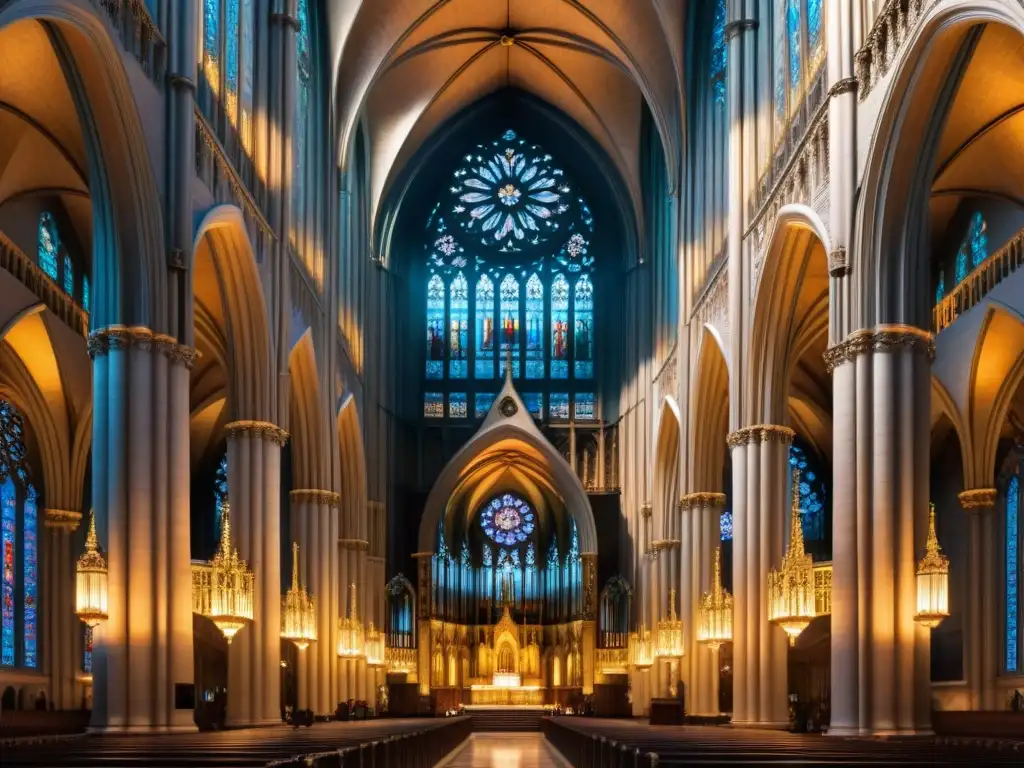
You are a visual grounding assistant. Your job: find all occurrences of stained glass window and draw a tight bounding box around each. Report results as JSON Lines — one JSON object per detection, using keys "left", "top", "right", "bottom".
{"left": 83, "top": 626, "right": 93, "bottom": 673}
{"left": 1008, "top": 474, "right": 1019, "bottom": 672}
{"left": 711, "top": 0, "right": 728, "bottom": 106}
{"left": 82, "top": 276, "right": 90, "bottom": 313}
{"left": 789, "top": 442, "right": 828, "bottom": 559}
{"left": 774, "top": 2, "right": 787, "bottom": 123}
{"left": 550, "top": 393, "right": 570, "bottom": 421}
{"left": 480, "top": 493, "right": 536, "bottom": 546}
{"left": 475, "top": 275, "right": 495, "bottom": 378}
{"left": 449, "top": 273, "right": 469, "bottom": 378}
{"left": 1, "top": 477, "right": 14, "bottom": 666}
{"left": 241, "top": 0, "right": 254, "bottom": 148}
{"left": 214, "top": 454, "right": 228, "bottom": 539}
{"left": 63, "top": 254, "right": 74, "bottom": 295}
{"left": 787, "top": 0, "right": 802, "bottom": 96}
{"left": 424, "top": 393, "right": 444, "bottom": 418}
{"left": 968, "top": 212, "right": 987, "bottom": 268}
{"left": 575, "top": 393, "right": 595, "bottom": 420}
{"left": 293, "top": 0, "right": 311, "bottom": 241}
{"left": 955, "top": 244, "right": 968, "bottom": 285}
{"left": 500, "top": 275, "right": 520, "bottom": 378}
{"left": 475, "top": 393, "right": 496, "bottom": 418}
{"left": 449, "top": 393, "right": 468, "bottom": 419}
{"left": 23, "top": 485, "right": 36, "bottom": 668}
{"left": 225, "top": 0, "right": 239, "bottom": 123}
{"left": 525, "top": 274, "right": 544, "bottom": 379}
{"left": 574, "top": 276, "right": 593, "bottom": 379}
{"left": 426, "top": 275, "right": 445, "bottom": 379}
{"left": 551, "top": 275, "right": 569, "bottom": 379}
{"left": 720, "top": 509, "right": 733, "bottom": 541}
{"left": 807, "top": 0, "right": 824, "bottom": 61}
{"left": 935, "top": 269, "right": 945, "bottom": 305}
{"left": 202, "top": 0, "right": 219, "bottom": 92}
{"left": 38, "top": 213, "right": 59, "bottom": 281}
{"left": 522, "top": 393, "right": 543, "bottom": 419}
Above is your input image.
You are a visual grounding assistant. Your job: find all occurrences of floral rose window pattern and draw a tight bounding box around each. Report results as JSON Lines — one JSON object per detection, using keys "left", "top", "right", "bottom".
{"left": 480, "top": 493, "right": 536, "bottom": 546}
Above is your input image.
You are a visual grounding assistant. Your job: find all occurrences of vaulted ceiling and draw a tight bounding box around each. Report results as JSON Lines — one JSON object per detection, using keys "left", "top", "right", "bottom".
{"left": 326, "top": 0, "right": 685, "bottom": 227}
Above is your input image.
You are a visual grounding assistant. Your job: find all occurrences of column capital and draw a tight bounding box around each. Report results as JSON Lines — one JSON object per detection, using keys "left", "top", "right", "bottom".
{"left": 679, "top": 492, "right": 727, "bottom": 511}
{"left": 641, "top": 501, "right": 653, "bottom": 519}
{"left": 726, "top": 424, "right": 794, "bottom": 448}
{"left": 289, "top": 489, "right": 341, "bottom": 508}
{"left": 823, "top": 324, "right": 935, "bottom": 373}
{"left": 43, "top": 508, "right": 82, "bottom": 531}
{"left": 224, "top": 420, "right": 289, "bottom": 446}
{"left": 339, "top": 538, "right": 369, "bottom": 551}
{"left": 725, "top": 19, "right": 758, "bottom": 40}
{"left": 88, "top": 325, "right": 197, "bottom": 368}
{"left": 958, "top": 488, "right": 998, "bottom": 512}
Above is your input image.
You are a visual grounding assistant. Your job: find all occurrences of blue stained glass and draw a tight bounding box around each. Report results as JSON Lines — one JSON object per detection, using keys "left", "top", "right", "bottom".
{"left": 23, "top": 485, "right": 36, "bottom": 668}
{"left": 214, "top": 454, "right": 228, "bottom": 539}
{"left": 226, "top": 0, "right": 239, "bottom": 122}
{"left": 500, "top": 275, "right": 520, "bottom": 378}
{"left": 522, "top": 393, "right": 543, "bottom": 419}
{"left": 968, "top": 212, "right": 988, "bottom": 268}
{"left": 1, "top": 477, "right": 14, "bottom": 666}
{"left": 787, "top": 0, "right": 802, "bottom": 92}
{"left": 449, "top": 393, "right": 467, "bottom": 419}
{"left": 575, "top": 393, "right": 595, "bottom": 420}
{"left": 1008, "top": 475, "right": 1019, "bottom": 672}
{"left": 83, "top": 626, "right": 93, "bottom": 673}
{"left": 63, "top": 255, "right": 73, "bottom": 295}
{"left": 547, "top": 538, "right": 559, "bottom": 569}
{"left": 475, "top": 393, "right": 496, "bottom": 418}
{"left": 449, "top": 273, "right": 469, "bottom": 378}
{"left": 203, "top": 0, "right": 219, "bottom": 90}
{"left": 424, "top": 392, "right": 444, "bottom": 418}
{"left": 807, "top": 0, "right": 823, "bottom": 57}
{"left": 789, "top": 443, "right": 827, "bottom": 556}
{"left": 955, "top": 245, "right": 968, "bottom": 285}
{"left": 38, "top": 213, "right": 59, "bottom": 281}
{"left": 935, "top": 269, "right": 945, "bottom": 305}
{"left": 525, "top": 274, "right": 544, "bottom": 379}
{"left": 241, "top": 0, "right": 254, "bottom": 110}
{"left": 720, "top": 509, "right": 733, "bottom": 541}
{"left": 481, "top": 493, "right": 536, "bottom": 546}
{"left": 550, "top": 393, "right": 570, "bottom": 421}
{"left": 551, "top": 275, "right": 569, "bottom": 379}
{"left": 293, "top": 0, "right": 310, "bottom": 243}
{"left": 711, "top": 0, "right": 728, "bottom": 106}
{"left": 775, "top": 2, "right": 787, "bottom": 121}
{"left": 475, "top": 275, "right": 495, "bottom": 378}
{"left": 574, "top": 276, "right": 593, "bottom": 379}
{"left": 82, "top": 276, "right": 90, "bottom": 312}
{"left": 426, "top": 275, "right": 445, "bottom": 379}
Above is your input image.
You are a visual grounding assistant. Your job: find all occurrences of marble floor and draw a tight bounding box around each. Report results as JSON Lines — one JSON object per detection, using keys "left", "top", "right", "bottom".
{"left": 444, "top": 733, "right": 565, "bottom": 768}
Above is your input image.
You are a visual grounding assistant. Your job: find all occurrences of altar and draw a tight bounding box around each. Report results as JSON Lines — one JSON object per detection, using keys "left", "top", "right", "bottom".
{"left": 468, "top": 682, "right": 546, "bottom": 706}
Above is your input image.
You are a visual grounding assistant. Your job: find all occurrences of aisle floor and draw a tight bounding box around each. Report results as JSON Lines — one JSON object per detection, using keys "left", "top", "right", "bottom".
{"left": 445, "top": 733, "right": 565, "bottom": 768}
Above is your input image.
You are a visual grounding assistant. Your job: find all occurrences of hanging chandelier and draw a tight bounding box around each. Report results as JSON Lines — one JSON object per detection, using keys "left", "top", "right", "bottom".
{"left": 364, "top": 622, "right": 384, "bottom": 668}
{"left": 768, "top": 469, "right": 816, "bottom": 646}
{"left": 281, "top": 542, "right": 317, "bottom": 650}
{"left": 75, "top": 512, "right": 108, "bottom": 628}
{"left": 656, "top": 587, "right": 684, "bottom": 658}
{"left": 698, "top": 547, "right": 733, "bottom": 650}
{"left": 208, "top": 503, "right": 254, "bottom": 643}
{"left": 338, "top": 583, "right": 364, "bottom": 658}
{"left": 628, "top": 622, "right": 654, "bottom": 669}
{"left": 914, "top": 503, "right": 950, "bottom": 628}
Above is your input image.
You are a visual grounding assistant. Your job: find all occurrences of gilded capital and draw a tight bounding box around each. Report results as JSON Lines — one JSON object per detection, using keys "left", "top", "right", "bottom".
{"left": 290, "top": 489, "right": 342, "bottom": 508}
{"left": 88, "top": 326, "right": 196, "bottom": 368}
{"left": 224, "top": 420, "right": 290, "bottom": 446}
{"left": 679, "top": 492, "right": 727, "bottom": 510}
{"left": 958, "top": 488, "right": 997, "bottom": 511}
{"left": 44, "top": 508, "right": 82, "bottom": 531}
{"left": 823, "top": 325, "right": 935, "bottom": 374}
{"left": 726, "top": 424, "right": 795, "bottom": 448}
{"left": 339, "top": 538, "right": 370, "bottom": 551}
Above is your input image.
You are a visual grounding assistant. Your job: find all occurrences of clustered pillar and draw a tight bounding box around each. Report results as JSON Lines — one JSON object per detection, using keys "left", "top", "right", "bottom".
{"left": 88, "top": 326, "right": 195, "bottom": 732}
{"left": 957, "top": 489, "right": 999, "bottom": 711}
{"left": 679, "top": 492, "right": 725, "bottom": 716}
{"left": 43, "top": 511, "right": 82, "bottom": 710}
{"left": 225, "top": 421, "right": 286, "bottom": 726}
{"left": 825, "top": 326, "right": 933, "bottom": 735}
{"left": 339, "top": 535, "right": 371, "bottom": 703}
{"left": 727, "top": 425, "right": 792, "bottom": 728}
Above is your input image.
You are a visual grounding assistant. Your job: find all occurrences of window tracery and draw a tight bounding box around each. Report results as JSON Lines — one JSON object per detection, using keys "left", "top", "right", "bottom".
{"left": 480, "top": 493, "right": 536, "bottom": 546}
{"left": 711, "top": 0, "right": 727, "bottom": 106}
{"left": 1008, "top": 473, "right": 1019, "bottom": 672}
{"left": 789, "top": 442, "right": 828, "bottom": 559}
{"left": 37, "top": 212, "right": 59, "bottom": 282}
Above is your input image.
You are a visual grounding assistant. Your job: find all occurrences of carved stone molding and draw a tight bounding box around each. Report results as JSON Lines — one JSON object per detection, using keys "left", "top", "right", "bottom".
{"left": 224, "top": 420, "right": 290, "bottom": 446}
{"left": 290, "top": 489, "right": 341, "bottom": 508}
{"left": 725, "top": 19, "right": 758, "bottom": 41}
{"left": 828, "top": 247, "right": 849, "bottom": 277}
{"left": 88, "top": 325, "right": 197, "bottom": 368}
{"left": 726, "top": 424, "right": 795, "bottom": 448}
{"left": 339, "top": 538, "right": 369, "bottom": 551}
{"left": 958, "top": 488, "right": 997, "bottom": 511}
{"left": 44, "top": 508, "right": 82, "bottom": 531}
{"left": 679, "top": 492, "right": 727, "bottom": 511}
{"left": 828, "top": 77, "right": 858, "bottom": 99}
{"left": 823, "top": 324, "right": 936, "bottom": 374}
{"left": 581, "top": 553, "right": 597, "bottom": 621}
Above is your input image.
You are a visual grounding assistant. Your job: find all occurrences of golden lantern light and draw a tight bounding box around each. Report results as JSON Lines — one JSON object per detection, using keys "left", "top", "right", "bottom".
{"left": 365, "top": 622, "right": 384, "bottom": 668}
{"left": 75, "top": 512, "right": 108, "bottom": 627}
{"left": 914, "top": 503, "right": 950, "bottom": 628}
{"left": 656, "top": 587, "right": 684, "bottom": 658}
{"left": 281, "top": 542, "right": 317, "bottom": 650}
{"left": 768, "top": 469, "right": 816, "bottom": 646}
{"left": 628, "top": 623, "right": 654, "bottom": 669}
{"left": 698, "top": 547, "right": 733, "bottom": 650}
{"left": 209, "top": 503, "right": 254, "bottom": 643}
{"left": 337, "top": 583, "right": 364, "bottom": 658}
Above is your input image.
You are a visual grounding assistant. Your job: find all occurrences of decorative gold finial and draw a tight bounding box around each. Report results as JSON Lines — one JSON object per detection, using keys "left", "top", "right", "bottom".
{"left": 915, "top": 503, "right": 950, "bottom": 628}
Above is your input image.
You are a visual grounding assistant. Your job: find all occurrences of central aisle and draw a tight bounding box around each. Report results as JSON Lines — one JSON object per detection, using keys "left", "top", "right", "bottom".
{"left": 444, "top": 733, "right": 564, "bottom": 768}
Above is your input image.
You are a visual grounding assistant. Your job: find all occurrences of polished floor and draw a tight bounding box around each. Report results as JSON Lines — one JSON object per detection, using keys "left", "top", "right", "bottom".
{"left": 445, "top": 733, "right": 565, "bottom": 768}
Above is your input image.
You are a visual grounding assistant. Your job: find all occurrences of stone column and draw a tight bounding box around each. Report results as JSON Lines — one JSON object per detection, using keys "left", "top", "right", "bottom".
{"left": 726, "top": 425, "right": 793, "bottom": 728}
{"left": 88, "top": 327, "right": 196, "bottom": 732}
{"left": 225, "top": 420, "right": 287, "bottom": 726}
{"left": 958, "top": 489, "right": 998, "bottom": 710}
{"left": 414, "top": 553, "right": 433, "bottom": 696}
{"left": 44, "top": 510, "right": 81, "bottom": 710}
{"left": 289, "top": 489, "right": 340, "bottom": 714}
{"left": 581, "top": 552, "right": 597, "bottom": 695}
{"left": 824, "top": 326, "right": 934, "bottom": 735}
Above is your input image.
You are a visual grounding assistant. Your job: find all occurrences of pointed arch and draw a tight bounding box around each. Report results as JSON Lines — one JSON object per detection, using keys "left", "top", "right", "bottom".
{"left": 691, "top": 327, "right": 730, "bottom": 493}
{"left": 288, "top": 330, "right": 327, "bottom": 489}
{"left": 652, "top": 396, "right": 680, "bottom": 541}
{"left": 336, "top": 394, "right": 368, "bottom": 524}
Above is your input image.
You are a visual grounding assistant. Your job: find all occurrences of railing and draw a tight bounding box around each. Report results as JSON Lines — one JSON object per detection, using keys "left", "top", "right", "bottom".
{"left": 814, "top": 562, "right": 832, "bottom": 617}
{"left": 933, "top": 228, "right": 1024, "bottom": 333}
{"left": 88, "top": 0, "right": 166, "bottom": 88}
{"left": 0, "top": 231, "right": 89, "bottom": 337}
{"left": 856, "top": 0, "right": 930, "bottom": 100}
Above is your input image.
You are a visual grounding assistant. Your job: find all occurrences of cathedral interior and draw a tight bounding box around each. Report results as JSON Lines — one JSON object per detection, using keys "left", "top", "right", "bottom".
{"left": 1, "top": 0, "right": 1024, "bottom": 764}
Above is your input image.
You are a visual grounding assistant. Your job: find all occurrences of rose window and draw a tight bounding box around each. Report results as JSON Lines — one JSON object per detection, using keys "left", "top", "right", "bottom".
{"left": 480, "top": 493, "right": 536, "bottom": 545}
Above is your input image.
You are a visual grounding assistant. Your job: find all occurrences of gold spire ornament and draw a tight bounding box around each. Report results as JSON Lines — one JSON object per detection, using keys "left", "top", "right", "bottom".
{"left": 75, "top": 512, "right": 108, "bottom": 627}
{"left": 338, "top": 583, "right": 364, "bottom": 658}
{"left": 281, "top": 542, "right": 317, "bottom": 650}
{"left": 364, "top": 622, "right": 384, "bottom": 668}
{"left": 914, "top": 503, "right": 950, "bottom": 628}
{"left": 628, "top": 622, "right": 654, "bottom": 669}
{"left": 656, "top": 587, "right": 684, "bottom": 658}
{"left": 208, "top": 503, "right": 255, "bottom": 643}
{"left": 768, "top": 469, "right": 816, "bottom": 645}
{"left": 698, "top": 547, "right": 734, "bottom": 650}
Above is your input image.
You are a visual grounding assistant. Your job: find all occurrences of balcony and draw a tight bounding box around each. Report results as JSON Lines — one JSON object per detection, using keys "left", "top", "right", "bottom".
{"left": 933, "top": 228, "right": 1024, "bottom": 334}
{"left": 86, "top": 0, "right": 166, "bottom": 88}
{"left": 0, "top": 231, "right": 89, "bottom": 337}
